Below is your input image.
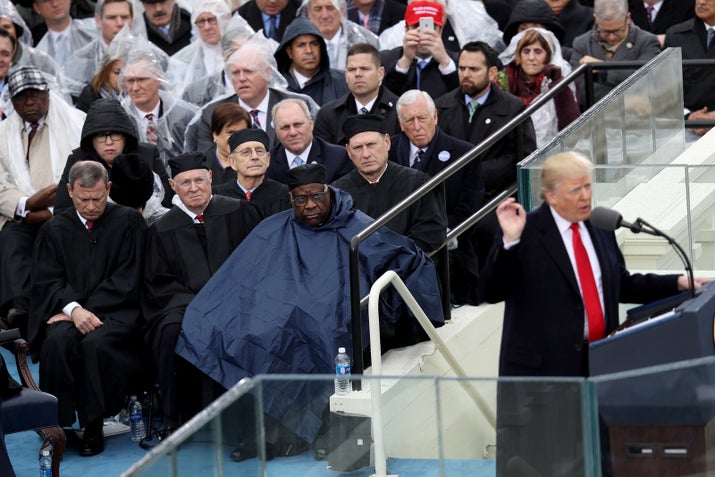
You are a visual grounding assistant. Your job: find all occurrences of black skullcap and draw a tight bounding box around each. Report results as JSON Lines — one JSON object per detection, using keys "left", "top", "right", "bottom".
{"left": 286, "top": 163, "right": 327, "bottom": 190}
{"left": 228, "top": 128, "right": 270, "bottom": 152}
{"left": 169, "top": 152, "right": 209, "bottom": 178}
{"left": 341, "top": 114, "right": 387, "bottom": 143}
{"left": 109, "top": 154, "right": 154, "bottom": 209}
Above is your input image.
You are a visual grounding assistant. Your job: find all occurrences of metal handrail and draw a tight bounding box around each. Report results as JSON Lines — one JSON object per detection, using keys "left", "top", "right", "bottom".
{"left": 348, "top": 64, "right": 589, "bottom": 380}
{"left": 366, "top": 270, "right": 496, "bottom": 477}
{"left": 348, "top": 54, "right": 715, "bottom": 379}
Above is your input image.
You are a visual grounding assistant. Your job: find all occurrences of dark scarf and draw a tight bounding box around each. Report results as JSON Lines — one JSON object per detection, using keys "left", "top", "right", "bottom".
{"left": 145, "top": 5, "right": 182, "bottom": 42}
{"left": 505, "top": 62, "right": 559, "bottom": 106}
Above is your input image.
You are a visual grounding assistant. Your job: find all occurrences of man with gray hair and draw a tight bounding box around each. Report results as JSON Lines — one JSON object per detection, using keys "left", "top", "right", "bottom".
{"left": 267, "top": 98, "right": 353, "bottom": 183}
{"left": 184, "top": 38, "right": 318, "bottom": 152}
{"left": 571, "top": 0, "right": 661, "bottom": 103}
{"left": 303, "top": 0, "right": 379, "bottom": 70}
{"left": 389, "top": 89, "right": 482, "bottom": 304}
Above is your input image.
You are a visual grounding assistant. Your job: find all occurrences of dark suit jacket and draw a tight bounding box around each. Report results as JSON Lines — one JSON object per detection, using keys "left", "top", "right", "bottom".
{"left": 665, "top": 18, "right": 715, "bottom": 111}
{"left": 479, "top": 202, "right": 680, "bottom": 377}
{"left": 381, "top": 47, "right": 460, "bottom": 100}
{"left": 388, "top": 127, "right": 481, "bottom": 228}
{"left": 629, "top": 0, "right": 694, "bottom": 35}
{"left": 435, "top": 86, "right": 536, "bottom": 199}
{"left": 389, "top": 127, "right": 484, "bottom": 303}
{"left": 145, "top": 7, "right": 193, "bottom": 56}
{"left": 267, "top": 137, "right": 354, "bottom": 183}
{"left": 185, "top": 88, "right": 305, "bottom": 153}
{"left": 347, "top": 0, "right": 405, "bottom": 35}
{"left": 237, "top": 0, "right": 297, "bottom": 42}
{"left": 314, "top": 86, "right": 400, "bottom": 145}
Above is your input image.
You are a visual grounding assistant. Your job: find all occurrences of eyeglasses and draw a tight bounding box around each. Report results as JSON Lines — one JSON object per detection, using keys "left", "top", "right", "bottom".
{"left": 12, "top": 89, "right": 46, "bottom": 104}
{"left": 232, "top": 147, "right": 268, "bottom": 159}
{"left": 93, "top": 132, "right": 124, "bottom": 143}
{"left": 194, "top": 16, "right": 218, "bottom": 27}
{"left": 595, "top": 25, "right": 627, "bottom": 37}
{"left": 290, "top": 185, "right": 328, "bottom": 206}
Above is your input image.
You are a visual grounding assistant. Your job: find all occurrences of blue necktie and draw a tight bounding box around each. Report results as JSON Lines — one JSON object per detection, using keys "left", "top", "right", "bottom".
{"left": 268, "top": 15, "right": 278, "bottom": 40}
{"left": 708, "top": 28, "right": 715, "bottom": 50}
{"left": 416, "top": 60, "right": 428, "bottom": 90}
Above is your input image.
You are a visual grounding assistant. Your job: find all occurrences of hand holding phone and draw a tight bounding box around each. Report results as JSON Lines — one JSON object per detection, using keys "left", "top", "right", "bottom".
{"left": 419, "top": 16, "right": 434, "bottom": 32}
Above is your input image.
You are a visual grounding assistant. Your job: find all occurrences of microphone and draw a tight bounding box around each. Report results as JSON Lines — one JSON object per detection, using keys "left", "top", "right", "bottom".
{"left": 590, "top": 206, "right": 695, "bottom": 297}
{"left": 590, "top": 206, "right": 641, "bottom": 233}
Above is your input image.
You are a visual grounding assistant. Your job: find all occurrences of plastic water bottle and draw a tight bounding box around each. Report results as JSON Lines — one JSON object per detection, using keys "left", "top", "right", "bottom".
{"left": 129, "top": 395, "right": 146, "bottom": 442}
{"left": 39, "top": 445, "right": 52, "bottom": 477}
{"left": 334, "top": 347, "right": 351, "bottom": 396}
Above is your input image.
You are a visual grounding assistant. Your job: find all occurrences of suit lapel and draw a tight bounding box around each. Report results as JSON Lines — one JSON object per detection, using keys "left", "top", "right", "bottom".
{"left": 536, "top": 204, "right": 582, "bottom": 297}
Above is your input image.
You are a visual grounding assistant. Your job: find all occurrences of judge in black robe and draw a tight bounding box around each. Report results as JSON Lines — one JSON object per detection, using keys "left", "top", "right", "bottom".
{"left": 332, "top": 114, "right": 447, "bottom": 255}
{"left": 211, "top": 129, "right": 291, "bottom": 218}
{"left": 29, "top": 161, "right": 147, "bottom": 455}
{"left": 142, "top": 153, "right": 262, "bottom": 427}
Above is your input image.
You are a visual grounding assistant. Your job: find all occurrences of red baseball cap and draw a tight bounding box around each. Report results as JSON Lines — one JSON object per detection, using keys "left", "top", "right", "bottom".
{"left": 404, "top": 1, "right": 444, "bottom": 27}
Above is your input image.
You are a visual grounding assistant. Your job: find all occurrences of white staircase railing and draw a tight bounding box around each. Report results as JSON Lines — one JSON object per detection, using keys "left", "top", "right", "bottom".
{"left": 366, "top": 270, "right": 496, "bottom": 477}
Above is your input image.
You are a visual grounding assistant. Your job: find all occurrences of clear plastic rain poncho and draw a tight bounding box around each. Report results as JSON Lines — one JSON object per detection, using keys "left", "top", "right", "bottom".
{"left": 498, "top": 27, "right": 575, "bottom": 147}
{"left": 166, "top": 0, "right": 231, "bottom": 95}
{"left": 182, "top": 33, "right": 318, "bottom": 152}
{"left": 378, "top": 0, "right": 505, "bottom": 53}
{"left": 34, "top": 17, "right": 97, "bottom": 67}
{"left": 297, "top": 0, "right": 378, "bottom": 71}
{"left": 0, "top": 89, "right": 86, "bottom": 198}
{"left": 0, "top": 0, "right": 70, "bottom": 103}
{"left": 61, "top": 0, "right": 147, "bottom": 98}
{"left": 180, "top": 14, "right": 278, "bottom": 107}
{"left": 118, "top": 32, "right": 198, "bottom": 168}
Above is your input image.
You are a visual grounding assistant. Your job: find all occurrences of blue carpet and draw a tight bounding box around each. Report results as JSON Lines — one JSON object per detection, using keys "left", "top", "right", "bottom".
{"left": 2, "top": 347, "right": 496, "bottom": 476}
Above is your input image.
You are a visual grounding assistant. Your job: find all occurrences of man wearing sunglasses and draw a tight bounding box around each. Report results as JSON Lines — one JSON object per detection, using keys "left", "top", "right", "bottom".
{"left": 0, "top": 66, "right": 85, "bottom": 336}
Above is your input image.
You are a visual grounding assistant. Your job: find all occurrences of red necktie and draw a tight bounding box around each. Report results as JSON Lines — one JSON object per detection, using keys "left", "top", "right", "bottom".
{"left": 196, "top": 214, "right": 204, "bottom": 223}
{"left": 645, "top": 5, "right": 654, "bottom": 27}
{"left": 245, "top": 191, "right": 252, "bottom": 201}
{"left": 86, "top": 220, "right": 94, "bottom": 231}
{"left": 571, "top": 223, "right": 605, "bottom": 342}
{"left": 145, "top": 113, "right": 158, "bottom": 144}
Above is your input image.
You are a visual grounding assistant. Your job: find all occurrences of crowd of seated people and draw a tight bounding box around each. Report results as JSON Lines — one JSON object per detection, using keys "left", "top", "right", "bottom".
{"left": 0, "top": 0, "right": 706, "bottom": 467}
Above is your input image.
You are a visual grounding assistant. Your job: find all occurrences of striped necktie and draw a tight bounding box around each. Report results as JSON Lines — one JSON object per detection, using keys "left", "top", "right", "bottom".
{"left": 250, "top": 109, "right": 262, "bottom": 129}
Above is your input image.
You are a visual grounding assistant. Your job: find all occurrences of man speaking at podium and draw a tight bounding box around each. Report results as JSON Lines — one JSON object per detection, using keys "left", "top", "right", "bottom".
{"left": 480, "top": 151, "right": 708, "bottom": 379}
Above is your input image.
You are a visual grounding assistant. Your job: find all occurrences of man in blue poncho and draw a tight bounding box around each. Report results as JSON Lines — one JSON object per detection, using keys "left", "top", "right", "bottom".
{"left": 176, "top": 162, "right": 444, "bottom": 455}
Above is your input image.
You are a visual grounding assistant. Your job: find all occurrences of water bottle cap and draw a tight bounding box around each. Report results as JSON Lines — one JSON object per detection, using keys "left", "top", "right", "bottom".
{"left": 338, "top": 347, "right": 346, "bottom": 353}
{"left": 41, "top": 450, "right": 51, "bottom": 456}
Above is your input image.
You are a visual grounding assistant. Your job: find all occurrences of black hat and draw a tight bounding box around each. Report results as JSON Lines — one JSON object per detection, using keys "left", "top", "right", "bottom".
{"left": 502, "top": 0, "right": 564, "bottom": 45}
{"left": 109, "top": 154, "right": 154, "bottom": 209}
{"left": 286, "top": 163, "right": 327, "bottom": 190}
{"left": 168, "top": 152, "right": 208, "bottom": 178}
{"left": 228, "top": 128, "right": 270, "bottom": 152}
{"left": 341, "top": 114, "right": 387, "bottom": 143}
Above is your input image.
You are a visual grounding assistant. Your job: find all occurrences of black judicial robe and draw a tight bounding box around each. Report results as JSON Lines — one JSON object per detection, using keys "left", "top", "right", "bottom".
{"left": 29, "top": 204, "right": 148, "bottom": 426}
{"left": 142, "top": 195, "right": 262, "bottom": 355}
{"left": 212, "top": 178, "right": 290, "bottom": 218}
{"left": 332, "top": 163, "right": 447, "bottom": 253}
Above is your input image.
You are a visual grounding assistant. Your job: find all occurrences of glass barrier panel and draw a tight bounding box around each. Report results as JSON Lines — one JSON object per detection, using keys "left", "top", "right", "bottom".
{"left": 518, "top": 48, "right": 685, "bottom": 210}
{"left": 122, "top": 375, "right": 600, "bottom": 477}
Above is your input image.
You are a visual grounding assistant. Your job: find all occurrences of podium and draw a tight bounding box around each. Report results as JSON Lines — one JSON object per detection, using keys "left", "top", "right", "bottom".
{"left": 590, "top": 282, "right": 715, "bottom": 476}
